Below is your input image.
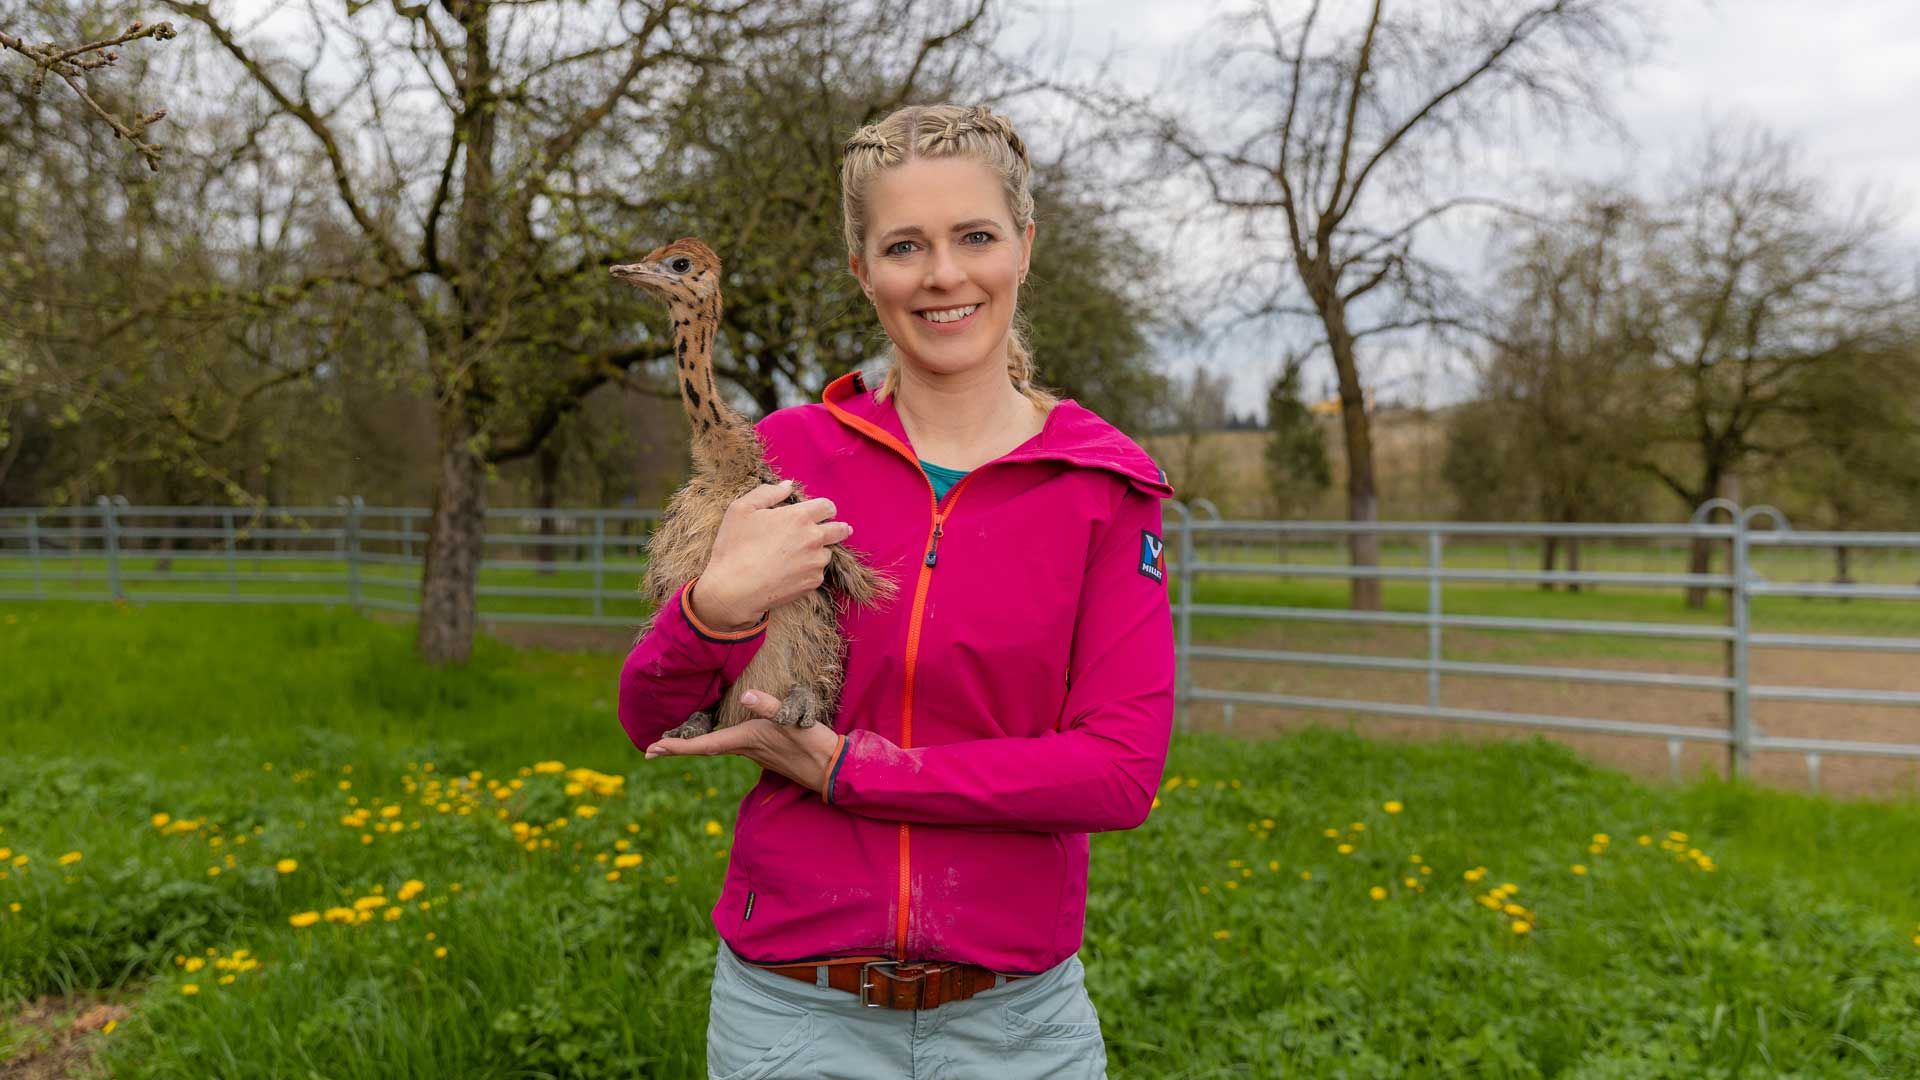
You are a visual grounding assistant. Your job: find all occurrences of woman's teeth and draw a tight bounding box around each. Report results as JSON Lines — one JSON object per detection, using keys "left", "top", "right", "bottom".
{"left": 919, "top": 304, "right": 979, "bottom": 324}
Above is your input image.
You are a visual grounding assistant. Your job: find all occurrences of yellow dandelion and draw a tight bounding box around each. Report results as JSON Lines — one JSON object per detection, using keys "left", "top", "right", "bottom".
{"left": 1199, "top": 885, "right": 1210, "bottom": 895}
{"left": 435, "top": 946, "right": 448, "bottom": 958}
{"left": 1383, "top": 801, "right": 1403, "bottom": 814}
{"left": 1369, "top": 886, "right": 1387, "bottom": 901}
{"left": 1511, "top": 920, "right": 1532, "bottom": 935}
{"left": 384, "top": 906, "right": 404, "bottom": 922}
{"left": 181, "top": 984, "right": 199, "bottom": 995}
{"left": 276, "top": 859, "right": 298, "bottom": 874}
{"left": 289, "top": 911, "right": 320, "bottom": 928}
{"left": 1403, "top": 877, "right": 1418, "bottom": 889}
{"left": 103, "top": 1019, "right": 117, "bottom": 1035}
{"left": 151, "top": 813, "right": 171, "bottom": 829}
{"left": 219, "top": 975, "right": 236, "bottom": 985}
{"left": 1212, "top": 929, "right": 1230, "bottom": 941}
{"left": 1267, "top": 860, "right": 1280, "bottom": 872}
{"left": 1408, "top": 854, "right": 1422, "bottom": 864}
{"left": 1638, "top": 835, "right": 1652, "bottom": 845}
{"left": 1322, "top": 828, "right": 1339, "bottom": 839}
{"left": 704, "top": 820, "right": 724, "bottom": 837}
{"left": 1261, "top": 818, "right": 1275, "bottom": 829}
{"left": 1592, "top": 833, "right": 1610, "bottom": 845}
{"left": 1500, "top": 883, "right": 1518, "bottom": 894}
{"left": 1350, "top": 822, "right": 1366, "bottom": 832}
{"left": 606, "top": 871, "right": 621, "bottom": 882}
{"left": 1464, "top": 867, "right": 1487, "bottom": 882}
{"left": 206, "top": 866, "right": 220, "bottom": 877}
{"left": 1299, "top": 871, "right": 1312, "bottom": 881}
{"left": 1337, "top": 843, "right": 1354, "bottom": 855}
{"left": 615, "top": 854, "right": 643, "bottom": 869}
{"left": 58, "top": 851, "right": 81, "bottom": 866}
{"left": 7, "top": 902, "right": 19, "bottom": 913}
{"left": 184, "top": 957, "right": 205, "bottom": 973}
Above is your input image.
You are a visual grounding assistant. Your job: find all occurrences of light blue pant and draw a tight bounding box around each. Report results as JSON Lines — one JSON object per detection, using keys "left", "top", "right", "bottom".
{"left": 706, "top": 940, "right": 1109, "bottom": 1080}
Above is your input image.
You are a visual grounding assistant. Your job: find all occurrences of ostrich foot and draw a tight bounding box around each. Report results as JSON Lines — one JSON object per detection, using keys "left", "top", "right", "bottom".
{"left": 771, "top": 685, "right": 828, "bottom": 730}
{"left": 661, "top": 709, "right": 716, "bottom": 740}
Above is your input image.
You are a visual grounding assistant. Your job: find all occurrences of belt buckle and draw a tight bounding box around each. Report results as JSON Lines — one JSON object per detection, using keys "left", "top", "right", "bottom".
{"left": 859, "top": 960, "right": 931, "bottom": 1009}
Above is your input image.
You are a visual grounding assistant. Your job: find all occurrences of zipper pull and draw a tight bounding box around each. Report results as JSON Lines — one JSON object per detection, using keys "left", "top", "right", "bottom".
{"left": 925, "top": 522, "right": 943, "bottom": 568}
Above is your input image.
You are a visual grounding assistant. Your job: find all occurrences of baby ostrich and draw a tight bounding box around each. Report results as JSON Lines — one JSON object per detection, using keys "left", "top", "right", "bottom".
{"left": 610, "top": 238, "right": 896, "bottom": 739}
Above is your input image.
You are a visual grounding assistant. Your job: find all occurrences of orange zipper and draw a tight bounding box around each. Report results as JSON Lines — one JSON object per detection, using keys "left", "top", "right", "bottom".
{"left": 893, "top": 471, "right": 975, "bottom": 958}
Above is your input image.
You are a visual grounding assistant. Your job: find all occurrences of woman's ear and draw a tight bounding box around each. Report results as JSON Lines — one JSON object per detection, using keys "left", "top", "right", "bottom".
{"left": 849, "top": 253, "right": 872, "bottom": 300}
{"left": 1020, "top": 220, "right": 1037, "bottom": 283}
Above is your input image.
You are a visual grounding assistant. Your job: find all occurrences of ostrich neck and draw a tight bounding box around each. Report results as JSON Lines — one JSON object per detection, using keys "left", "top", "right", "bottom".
{"left": 674, "top": 310, "right": 761, "bottom": 477}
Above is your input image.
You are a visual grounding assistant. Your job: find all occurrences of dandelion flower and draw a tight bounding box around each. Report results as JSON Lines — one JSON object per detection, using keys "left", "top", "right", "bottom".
{"left": 1464, "top": 867, "right": 1487, "bottom": 883}
{"left": 1571, "top": 862, "right": 1589, "bottom": 875}
{"left": 276, "top": 859, "right": 298, "bottom": 874}
{"left": 615, "top": 854, "right": 642, "bottom": 869}
{"left": 435, "top": 946, "right": 448, "bottom": 959}
{"left": 1299, "top": 871, "right": 1312, "bottom": 881}
{"left": 290, "top": 911, "right": 320, "bottom": 928}
{"left": 7, "top": 902, "right": 19, "bottom": 913}
{"left": 1337, "top": 843, "right": 1354, "bottom": 855}
{"left": 1369, "top": 886, "right": 1387, "bottom": 901}
{"left": 103, "top": 1019, "right": 117, "bottom": 1034}
{"left": 151, "top": 813, "right": 170, "bottom": 829}
{"left": 1350, "top": 823, "right": 1366, "bottom": 832}
{"left": 1638, "top": 835, "right": 1652, "bottom": 845}
{"left": 1383, "top": 801, "right": 1403, "bottom": 814}
{"left": 184, "top": 957, "right": 205, "bottom": 973}
{"left": 1267, "top": 860, "right": 1280, "bottom": 872}
{"left": 704, "top": 820, "right": 724, "bottom": 837}
{"left": 1322, "top": 828, "right": 1339, "bottom": 839}
{"left": 1511, "top": 920, "right": 1531, "bottom": 935}
{"left": 58, "top": 851, "right": 81, "bottom": 866}
{"left": 606, "top": 871, "right": 621, "bottom": 882}
{"left": 1592, "top": 833, "right": 1610, "bottom": 845}
{"left": 181, "top": 984, "right": 199, "bottom": 995}
{"left": 1212, "top": 929, "right": 1230, "bottom": 941}
{"left": 219, "top": 975, "right": 236, "bottom": 985}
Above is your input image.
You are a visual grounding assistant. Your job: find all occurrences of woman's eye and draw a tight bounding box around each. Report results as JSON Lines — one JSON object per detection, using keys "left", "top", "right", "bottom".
{"left": 963, "top": 230, "right": 994, "bottom": 245}
{"left": 884, "top": 240, "right": 916, "bottom": 257}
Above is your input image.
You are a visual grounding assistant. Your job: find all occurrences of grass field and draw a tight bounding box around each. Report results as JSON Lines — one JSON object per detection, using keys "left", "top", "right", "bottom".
{"left": 4, "top": 603, "right": 1920, "bottom": 1077}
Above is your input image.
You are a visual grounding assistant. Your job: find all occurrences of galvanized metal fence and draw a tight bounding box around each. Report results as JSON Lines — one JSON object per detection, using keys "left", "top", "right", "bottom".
{"left": 4, "top": 496, "right": 1918, "bottom": 784}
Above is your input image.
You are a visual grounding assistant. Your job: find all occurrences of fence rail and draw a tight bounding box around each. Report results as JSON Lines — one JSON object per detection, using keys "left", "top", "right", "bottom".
{"left": 4, "top": 496, "right": 1918, "bottom": 786}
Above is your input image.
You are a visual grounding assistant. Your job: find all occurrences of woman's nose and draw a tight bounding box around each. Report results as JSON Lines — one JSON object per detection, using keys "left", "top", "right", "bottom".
{"left": 922, "top": 243, "right": 967, "bottom": 290}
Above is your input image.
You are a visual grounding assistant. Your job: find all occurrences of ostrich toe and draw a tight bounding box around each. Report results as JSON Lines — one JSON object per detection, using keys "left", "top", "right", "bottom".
{"left": 662, "top": 709, "right": 716, "bottom": 740}
{"left": 771, "top": 684, "right": 828, "bottom": 730}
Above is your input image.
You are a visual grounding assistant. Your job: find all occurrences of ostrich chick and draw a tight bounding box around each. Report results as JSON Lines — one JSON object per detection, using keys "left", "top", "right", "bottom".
{"left": 610, "top": 238, "right": 896, "bottom": 740}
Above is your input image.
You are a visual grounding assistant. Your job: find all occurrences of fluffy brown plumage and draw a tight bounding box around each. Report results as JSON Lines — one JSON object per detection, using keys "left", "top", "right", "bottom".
{"left": 610, "top": 238, "right": 897, "bottom": 738}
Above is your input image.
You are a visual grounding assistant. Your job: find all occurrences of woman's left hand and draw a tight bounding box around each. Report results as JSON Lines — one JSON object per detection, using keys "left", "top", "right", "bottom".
{"left": 643, "top": 690, "right": 840, "bottom": 795}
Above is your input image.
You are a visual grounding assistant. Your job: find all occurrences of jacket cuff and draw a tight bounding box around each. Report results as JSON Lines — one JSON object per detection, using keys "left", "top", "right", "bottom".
{"left": 821, "top": 733, "right": 849, "bottom": 804}
{"left": 680, "top": 576, "right": 770, "bottom": 642}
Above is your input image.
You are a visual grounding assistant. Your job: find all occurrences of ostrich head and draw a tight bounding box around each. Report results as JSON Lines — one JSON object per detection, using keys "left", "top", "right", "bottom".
{"left": 609, "top": 238, "right": 723, "bottom": 320}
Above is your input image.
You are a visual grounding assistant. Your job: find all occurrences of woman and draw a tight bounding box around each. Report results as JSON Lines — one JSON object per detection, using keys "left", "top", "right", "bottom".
{"left": 618, "top": 102, "right": 1175, "bottom": 1080}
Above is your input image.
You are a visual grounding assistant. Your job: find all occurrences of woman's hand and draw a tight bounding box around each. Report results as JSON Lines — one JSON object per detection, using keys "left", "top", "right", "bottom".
{"left": 643, "top": 689, "right": 841, "bottom": 795}
{"left": 691, "top": 480, "right": 853, "bottom": 631}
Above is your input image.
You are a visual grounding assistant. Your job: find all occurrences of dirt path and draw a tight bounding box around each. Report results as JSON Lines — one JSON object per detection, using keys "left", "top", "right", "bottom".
{"left": 1, "top": 995, "right": 128, "bottom": 1079}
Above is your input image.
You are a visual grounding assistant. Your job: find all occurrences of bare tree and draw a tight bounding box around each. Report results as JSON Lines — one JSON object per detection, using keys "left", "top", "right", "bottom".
{"left": 155, "top": 0, "right": 785, "bottom": 663}
{"left": 1637, "top": 126, "right": 1911, "bottom": 607}
{"left": 1152, "top": 0, "right": 1640, "bottom": 609}
{"left": 1, "top": 2, "right": 174, "bottom": 168}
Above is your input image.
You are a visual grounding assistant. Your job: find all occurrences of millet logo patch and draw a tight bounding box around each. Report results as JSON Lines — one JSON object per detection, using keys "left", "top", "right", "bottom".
{"left": 1139, "top": 530, "right": 1166, "bottom": 583}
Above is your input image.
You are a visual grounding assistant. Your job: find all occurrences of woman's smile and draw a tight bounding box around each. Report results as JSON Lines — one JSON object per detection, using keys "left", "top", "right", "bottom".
{"left": 915, "top": 302, "right": 983, "bottom": 332}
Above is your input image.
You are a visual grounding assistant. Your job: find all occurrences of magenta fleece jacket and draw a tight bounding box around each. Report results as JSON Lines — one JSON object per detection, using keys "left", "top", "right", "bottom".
{"left": 617, "top": 369, "right": 1176, "bottom": 974}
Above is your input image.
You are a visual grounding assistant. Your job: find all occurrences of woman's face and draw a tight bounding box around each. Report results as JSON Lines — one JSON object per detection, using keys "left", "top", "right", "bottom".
{"left": 851, "top": 156, "right": 1034, "bottom": 381}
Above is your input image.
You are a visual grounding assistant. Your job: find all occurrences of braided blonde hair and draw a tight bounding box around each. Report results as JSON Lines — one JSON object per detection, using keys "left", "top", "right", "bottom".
{"left": 841, "top": 103, "right": 1058, "bottom": 409}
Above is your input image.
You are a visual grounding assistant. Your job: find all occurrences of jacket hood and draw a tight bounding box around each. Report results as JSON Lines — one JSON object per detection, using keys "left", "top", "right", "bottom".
{"left": 820, "top": 369, "right": 1175, "bottom": 499}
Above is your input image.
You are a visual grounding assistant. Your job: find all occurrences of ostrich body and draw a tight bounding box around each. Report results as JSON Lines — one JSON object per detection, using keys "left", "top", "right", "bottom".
{"left": 610, "top": 238, "right": 896, "bottom": 739}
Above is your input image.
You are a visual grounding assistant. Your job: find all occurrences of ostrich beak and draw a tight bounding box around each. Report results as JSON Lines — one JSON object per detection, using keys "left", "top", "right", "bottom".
{"left": 608, "top": 263, "right": 658, "bottom": 286}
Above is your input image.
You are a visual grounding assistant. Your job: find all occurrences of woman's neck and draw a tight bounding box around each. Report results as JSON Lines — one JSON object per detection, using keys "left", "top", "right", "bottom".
{"left": 893, "top": 362, "right": 1047, "bottom": 471}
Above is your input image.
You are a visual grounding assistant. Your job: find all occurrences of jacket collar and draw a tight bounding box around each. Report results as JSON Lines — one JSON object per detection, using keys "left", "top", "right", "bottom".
{"left": 821, "top": 370, "right": 1175, "bottom": 499}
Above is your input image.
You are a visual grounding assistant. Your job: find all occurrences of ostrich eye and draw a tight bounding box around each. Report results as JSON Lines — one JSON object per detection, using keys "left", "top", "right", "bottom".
{"left": 669, "top": 256, "right": 693, "bottom": 274}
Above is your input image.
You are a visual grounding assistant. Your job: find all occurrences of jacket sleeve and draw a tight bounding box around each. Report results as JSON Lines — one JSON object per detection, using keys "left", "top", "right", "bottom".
{"left": 617, "top": 576, "right": 771, "bottom": 749}
{"left": 824, "top": 484, "right": 1174, "bottom": 833}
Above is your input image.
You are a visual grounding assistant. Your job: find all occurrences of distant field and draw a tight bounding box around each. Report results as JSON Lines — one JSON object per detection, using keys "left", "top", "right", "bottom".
{"left": 4, "top": 604, "right": 1920, "bottom": 1077}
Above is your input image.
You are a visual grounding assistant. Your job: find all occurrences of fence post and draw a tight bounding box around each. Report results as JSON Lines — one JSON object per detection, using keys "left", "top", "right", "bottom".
{"left": 1427, "top": 529, "right": 1444, "bottom": 710}
{"left": 1171, "top": 501, "right": 1193, "bottom": 734}
{"left": 592, "top": 513, "right": 606, "bottom": 619}
{"left": 27, "top": 511, "right": 44, "bottom": 598}
{"left": 341, "top": 496, "right": 364, "bottom": 613}
{"left": 223, "top": 510, "right": 239, "bottom": 598}
{"left": 1728, "top": 513, "right": 1753, "bottom": 780}
{"left": 98, "top": 496, "right": 123, "bottom": 602}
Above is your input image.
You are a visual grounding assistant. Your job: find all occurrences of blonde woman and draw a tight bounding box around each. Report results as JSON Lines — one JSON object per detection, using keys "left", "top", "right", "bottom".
{"left": 621, "top": 102, "right": 1175, "bottom": 1079}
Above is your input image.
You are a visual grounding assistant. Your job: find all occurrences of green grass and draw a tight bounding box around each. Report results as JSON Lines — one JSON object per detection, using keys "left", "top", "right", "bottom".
{"left": 3, "top": 603, "right": 1920, "bottom": 1077}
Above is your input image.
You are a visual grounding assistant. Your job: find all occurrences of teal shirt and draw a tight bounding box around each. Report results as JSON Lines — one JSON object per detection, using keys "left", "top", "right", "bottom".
{"left": 919, "top": 459, "right": 970, "bottom": 503}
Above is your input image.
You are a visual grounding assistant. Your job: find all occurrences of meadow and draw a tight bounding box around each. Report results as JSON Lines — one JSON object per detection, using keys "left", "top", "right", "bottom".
{"left": 3, "top": 603, "right": 1920, "bottom": 1077}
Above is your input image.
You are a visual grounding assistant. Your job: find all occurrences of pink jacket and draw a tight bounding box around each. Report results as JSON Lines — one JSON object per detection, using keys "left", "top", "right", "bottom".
{"left": 617, "top": 370, "right": 1175, "bottom": 974}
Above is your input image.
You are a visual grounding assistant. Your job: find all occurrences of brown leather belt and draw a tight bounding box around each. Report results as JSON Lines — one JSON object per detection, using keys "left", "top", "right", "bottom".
{"left": 751, "top": 957, "right": 1027, "bottom": 1010}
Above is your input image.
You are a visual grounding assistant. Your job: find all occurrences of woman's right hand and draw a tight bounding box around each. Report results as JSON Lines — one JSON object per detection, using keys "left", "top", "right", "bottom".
{"left": 690, "top": 479, "right": 853, "bottom": 631}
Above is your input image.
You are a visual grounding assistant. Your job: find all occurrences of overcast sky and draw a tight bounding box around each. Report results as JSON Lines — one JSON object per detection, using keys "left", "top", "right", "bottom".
{"left": 1012, "top": 0, "right": 1920, "bottom": 411}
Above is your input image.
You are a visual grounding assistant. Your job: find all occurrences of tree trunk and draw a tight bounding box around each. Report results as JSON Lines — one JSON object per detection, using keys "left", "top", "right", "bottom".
{"left": 1567, "top": 535, "right": 1582, "bottom": 594}
{"left": 1540, "top": 536, "right": 1559, "bottom": 592}
{"left": 1685, "top": 536, "right": 1714, "bottom": 611}
{"left": 535, "top": 437, "right": 560, "bottom": 576}
{"left": 417, "top": 402, "right": 486, "bottom": 665}
{"left": 1833, "top": 544, "right": 1853, "bottom": 600}
{"left": 1326, "top": 316, "right": 1381, "bottom": 610}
